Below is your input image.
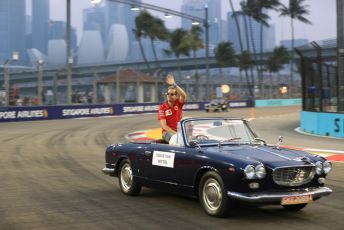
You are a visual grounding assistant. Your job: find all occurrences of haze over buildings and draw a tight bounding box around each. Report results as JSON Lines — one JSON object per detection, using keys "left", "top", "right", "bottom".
{"left": 0, "top": 0, "right": 337, "bottom": 67}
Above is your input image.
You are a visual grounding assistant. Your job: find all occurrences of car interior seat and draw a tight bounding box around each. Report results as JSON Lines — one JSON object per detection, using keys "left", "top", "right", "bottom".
{"left": 169, "top": 122, "right": 184, "bottom": 146}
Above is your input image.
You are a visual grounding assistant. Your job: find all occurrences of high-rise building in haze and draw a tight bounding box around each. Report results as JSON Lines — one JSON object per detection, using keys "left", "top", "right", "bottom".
{"left": 0, "top": 0, "right": 26, "bottom": 64}
{"left": 83, "top": 5, "right": 106, "bottom": 43}
{"left": 32, "top": 0, "right": 49, "bottom": 55}
{"left": 227, "top": 11, "right": 275, "bottom": 53}
{"left": 181, "top": 0, "right": 222, "bottom": 46}
{"left": 104, "top": 0, "right": 141, "bottom": 61}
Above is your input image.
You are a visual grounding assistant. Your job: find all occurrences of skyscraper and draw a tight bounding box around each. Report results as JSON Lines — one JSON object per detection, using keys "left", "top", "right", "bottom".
{"left": 32, "top": 0, "right": 50, "bottom": 55}
{"left": 104, "top": 0, "right": 141, "bottom": 61}
{"left": 227, "top": 11, "right": 275, "bottom": 53}
{"left": 83, "top": 5, "right": 106, "bottom": 42}
{"left": 0, "top": 0, "right": 26, "bottom": 64}
{"left": 181, "top": 0, "right": 222, "bottom": 46}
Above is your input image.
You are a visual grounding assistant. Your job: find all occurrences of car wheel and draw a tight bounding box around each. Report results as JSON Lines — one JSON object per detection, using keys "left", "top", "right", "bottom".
{"left": 118, "top": 159, "right": 141, "bottom": 196}
{"left": 205, "top": 109, "right": 209, "bottom": 112}
{"left": 282, "top": 203, "right": 308, "bottom": 211}
{"left": 199, "top": 171, "right": 229, "bottom": 217}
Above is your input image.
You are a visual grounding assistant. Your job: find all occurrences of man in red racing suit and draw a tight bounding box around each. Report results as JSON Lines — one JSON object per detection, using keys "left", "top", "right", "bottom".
{"left": 158, "top": 74, "right": 187, "bottom": 143}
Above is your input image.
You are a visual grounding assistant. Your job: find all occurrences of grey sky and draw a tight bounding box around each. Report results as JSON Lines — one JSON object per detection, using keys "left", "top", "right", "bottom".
{"left": 42, "top": 0, "right": 337, "bottom": 45}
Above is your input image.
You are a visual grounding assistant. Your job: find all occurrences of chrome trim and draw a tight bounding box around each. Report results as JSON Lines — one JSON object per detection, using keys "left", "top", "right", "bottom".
{"left": 102, "top": 167, "right": 115, "bottom": 175}
{"left": 273, "top": 165, "right": 315, "bottom": 170}
{"left": 227, "top": 187, "right": 332, "bottom": 203}
{"left": 272, "top": 165, "right": 315, "bottom": 186}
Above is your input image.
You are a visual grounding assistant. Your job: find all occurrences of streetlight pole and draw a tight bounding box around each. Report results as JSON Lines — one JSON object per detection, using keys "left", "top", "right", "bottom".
{"left": 204, "top": 2, "right": 210, "bottom": 100}
{"left": 66, "top": 0, "right": 72, "bottom": 104}
{"left": 3, "top": 60, "right": 10, "bottom": 107}
{"left": 37, "top": 60, "right": 44, "bottom": 105}
{"left": 337, "top": 0, "right": 344, "bottom": 112}
{"left": 3, "top": 52, "right": 19, "bottom": 107}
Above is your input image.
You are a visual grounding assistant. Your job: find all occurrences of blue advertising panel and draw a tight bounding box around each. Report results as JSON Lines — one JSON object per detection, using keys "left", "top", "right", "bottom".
{"left": 256, "top": 99, "right": 301, "bottom": 107}
{"left": 228, "top": 100, "right": 254, "bottom": 108}
{"left": 0, "top": 102, "right": 208, "bottom": 122}
{"left": 0, "top": 100, "right": 253, "bottom": 123}
{"left": 114, "top": 102, "right": 207, "bottom": 115}
{"left": 301, "top": 111, "right": 344, "bottom": 138}
{"left": 0, "top": 105, "right": 116, "bottom": 122}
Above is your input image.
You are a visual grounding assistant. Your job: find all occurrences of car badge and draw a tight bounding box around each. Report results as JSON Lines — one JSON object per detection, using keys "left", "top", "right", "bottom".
{"left": 289, "top": 169, "right": 302, "bottom": 180}
{"left": 174, "top": 106, "right": 178, "bottom": 111}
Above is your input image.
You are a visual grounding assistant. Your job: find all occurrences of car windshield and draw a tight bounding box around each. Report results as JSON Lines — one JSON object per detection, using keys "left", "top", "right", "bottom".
{"left": 182, "top": 118, "right": 257, "bottom": 146}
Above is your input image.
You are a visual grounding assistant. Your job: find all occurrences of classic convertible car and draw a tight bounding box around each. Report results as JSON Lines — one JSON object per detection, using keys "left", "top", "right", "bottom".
{"left": 102, "top": 117, "right": 332, "bottom": 217}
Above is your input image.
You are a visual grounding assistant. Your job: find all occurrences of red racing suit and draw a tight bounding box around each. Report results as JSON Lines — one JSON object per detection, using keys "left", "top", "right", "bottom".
{"left": 158, "top": 99, "right": 185, "bottom": 134}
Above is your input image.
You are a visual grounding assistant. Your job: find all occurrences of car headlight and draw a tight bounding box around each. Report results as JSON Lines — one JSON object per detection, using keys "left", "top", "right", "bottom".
{"left": 315, "top": 161, "right": 323, "bottom": 175}
{"left": 255, "top": 164, "right": 266, "bottom": 179}
{"left": 323, "top": 161, "right": 332, "bottom": 174}
{"left": 244, "top": 165, "right": 256, "bottom": 179}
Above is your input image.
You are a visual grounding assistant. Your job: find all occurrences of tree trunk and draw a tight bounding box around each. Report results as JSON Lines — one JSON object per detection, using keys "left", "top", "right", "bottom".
{"left": 150, "top": 38, "right": 161, "bottom": 69}
{"left": 138, "top": 38, "right": 150, "bottom": 70}
{"left": 228, "top": 0, "right": 244, "bottom": 52}
{"left": 176, "top": 56, "right": 182, "bottom": 81}
{"left": 290, "top": 18, "right": 295, "bottom": 98}
{"left": 260, "top": 23, "right": 264, "bottom": 98}
{"left": 193, "top": 50, "right": 200, "bottom": 101}
{"left": 243, "top": 15, "right": 255, "bottom": 99}
{"left": 249, "top": 17, "right": 259, "bottom": 98}
{"left": 270, "top": 71, "right": 273, "bottom": 99}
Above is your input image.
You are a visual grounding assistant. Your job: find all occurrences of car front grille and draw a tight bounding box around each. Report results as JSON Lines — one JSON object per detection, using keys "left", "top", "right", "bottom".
{"left": 272, "top": 166, "right": 315, "bottom": 187}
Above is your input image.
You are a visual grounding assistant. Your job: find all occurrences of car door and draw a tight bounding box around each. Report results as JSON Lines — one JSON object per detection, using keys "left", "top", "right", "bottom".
{"left": 141, "top": 144, "right": 189, "bottom": 185}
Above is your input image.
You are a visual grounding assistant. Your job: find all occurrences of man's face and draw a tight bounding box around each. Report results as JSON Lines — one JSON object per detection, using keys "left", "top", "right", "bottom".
{"left": 166, "top": 89, "right": 177, "bottom": 103}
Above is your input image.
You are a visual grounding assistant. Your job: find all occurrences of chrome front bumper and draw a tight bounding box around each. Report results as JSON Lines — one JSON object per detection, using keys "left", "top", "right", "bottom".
{"left": 102, "top": 167, "right": 115, "bottom": 175}
{"left": 227, "top": 187, "right": 332, "bottom": 203}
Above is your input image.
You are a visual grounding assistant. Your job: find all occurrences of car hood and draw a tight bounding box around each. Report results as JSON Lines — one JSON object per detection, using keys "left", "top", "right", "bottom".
{"left": 204, "top": 145, "right": 319, "bottom": 168}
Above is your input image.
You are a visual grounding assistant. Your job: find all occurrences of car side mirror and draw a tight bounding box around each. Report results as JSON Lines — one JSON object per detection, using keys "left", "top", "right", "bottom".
{"left": 277, "top": 136, "right": 283, "bottom": 149}
{"left": 189, "top": 141, "right": 202, "bottom": 152}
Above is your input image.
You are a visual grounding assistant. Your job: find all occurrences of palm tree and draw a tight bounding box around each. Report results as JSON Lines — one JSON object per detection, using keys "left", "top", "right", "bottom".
{"left": 266, "top": 46, "right": 290, "bottom": 98}
{"left": 187, "top": 25, "right": 203, "bottom": 100}
{"left": 164, "top": 28, "right": 190, "bottom": 79}
{"left": 214, "top": 41, "right": 236, "bottom": 83}
{"left": 135, "top": 10, "right": 153, "bottom": 70}
{"left": 256, "top": 0, "right": 281, "bottom": 96}
{"left": 280, "top": 0, "right": 311, "bottom": 97}
{"left": 237, "top": 51, "right": 254, "bottom": 98}
{"left": 135, "top": 11, "right": 169, "bottom": 70}
{"left": 147, "top": 17, "right": 169, "bottom": 69}
{"left": 228, "top": 0, "right": 244, "bottom": 52}
{"left": 241, "top": 0, "right": 271, "bottom": 98}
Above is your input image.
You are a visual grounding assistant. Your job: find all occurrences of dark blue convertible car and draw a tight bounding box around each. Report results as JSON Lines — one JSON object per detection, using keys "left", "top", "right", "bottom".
{"left": 102, "top": 117, "right": 332, "bottom": 217}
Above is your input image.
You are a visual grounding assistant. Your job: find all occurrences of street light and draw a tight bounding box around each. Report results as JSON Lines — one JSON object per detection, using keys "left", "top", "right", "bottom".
{"left": 66, "top": 0, "right": 72, "bottom": 105}
{"left": 204, "top": 2, "right": 210, "bottom": 100}
{"left": 90, "top": 0, "right": 102, "bottom": 5}
{"left": 37, "top": 59, "right": 44, "bottom": 105}
{"left": 3, "top": 52, "right": 19, "bottom": 107}
{"left": 130, "top": 5, "right": 140, "bottom": 11}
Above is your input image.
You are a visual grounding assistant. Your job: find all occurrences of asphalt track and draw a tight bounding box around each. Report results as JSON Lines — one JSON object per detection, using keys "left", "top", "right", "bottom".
{"left": 0, "top": 106, "right": 343, "bottom": 230}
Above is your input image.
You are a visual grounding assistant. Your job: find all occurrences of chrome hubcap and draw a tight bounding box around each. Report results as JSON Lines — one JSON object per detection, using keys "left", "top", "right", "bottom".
{"left": 120, "top": 163, "right": 133, "bottom": 192}
{"left": 203, "top": 178, "right": 222, "bottom": 212}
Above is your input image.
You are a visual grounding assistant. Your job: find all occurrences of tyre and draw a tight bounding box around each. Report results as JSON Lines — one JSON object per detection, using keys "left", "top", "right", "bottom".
{"left": 118, "top": 159, "right": 141, "bottom": 196}
{"left": 282, "top": 203, "right": 308, "bottom": 211}
{"left": 199, "top": 171, "right": 229, "bottom": 217}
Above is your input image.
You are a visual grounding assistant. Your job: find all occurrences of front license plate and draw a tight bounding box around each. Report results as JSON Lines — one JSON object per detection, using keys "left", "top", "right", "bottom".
{"left": 281, "top": 194, "right": 313, "bottom": 205}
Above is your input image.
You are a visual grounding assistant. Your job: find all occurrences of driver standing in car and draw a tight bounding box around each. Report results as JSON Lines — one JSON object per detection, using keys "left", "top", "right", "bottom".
{"left": 158, "top": 74, "right": 187, "bottom": 143}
